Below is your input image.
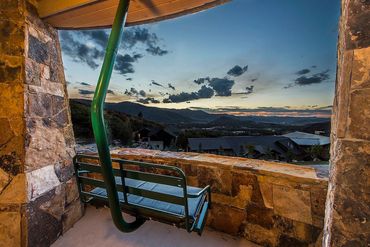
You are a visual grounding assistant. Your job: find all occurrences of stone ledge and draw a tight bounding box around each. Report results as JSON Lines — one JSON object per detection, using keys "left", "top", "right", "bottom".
{"left": 81, "top": 148, "right": 328, "bottom": 247}
{"left": 111, "top": 148, "right": 328, "bottom": 183}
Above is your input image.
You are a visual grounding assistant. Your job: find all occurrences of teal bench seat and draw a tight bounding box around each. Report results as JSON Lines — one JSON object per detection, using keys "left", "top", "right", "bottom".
{"left": 74, "top": 154, "right": 211, "bottom": 235}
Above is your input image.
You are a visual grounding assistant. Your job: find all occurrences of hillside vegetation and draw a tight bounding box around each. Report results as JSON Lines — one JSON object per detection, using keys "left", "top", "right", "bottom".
{"left": 69, "top": 100, "right": 161, "bottom": 144}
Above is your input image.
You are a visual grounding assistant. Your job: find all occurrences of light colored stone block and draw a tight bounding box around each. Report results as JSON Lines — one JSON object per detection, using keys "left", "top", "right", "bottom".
{"left": 28, "top": 78, "right": 65, "bottom": 97}
{"left": 25, "top": 119, "right": 69, "bottom": 171}
{"left": 26, "top": 165, "right": 60, "bottom": 201}
{"left": 259, "top": 182, "right": 273, "bottom": 209}
{"left": 273, "top": 185, "right": 312, "bottom": 224}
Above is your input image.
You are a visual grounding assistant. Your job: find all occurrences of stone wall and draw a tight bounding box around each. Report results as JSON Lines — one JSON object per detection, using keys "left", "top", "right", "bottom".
{"left": 324, "top": 1, "right": 370, "bottom": 246}
{"left": 0, "top": 1, "right": 27, "bottom": 246}
{"left": 106, "top": 148, "right": 327, "bottom": 247}
{"left": 0, "top": 1, "right": 83, "bottom": 246}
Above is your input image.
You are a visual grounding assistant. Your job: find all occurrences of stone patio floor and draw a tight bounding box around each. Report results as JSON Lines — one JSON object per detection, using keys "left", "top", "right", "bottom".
{"left": 52, "top": 206, "right": 260, "bottom": 247}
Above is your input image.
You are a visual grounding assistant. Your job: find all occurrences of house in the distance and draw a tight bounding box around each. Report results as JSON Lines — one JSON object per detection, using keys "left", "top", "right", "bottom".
{"left": 137, "top": 127, "right": 178, "bottom": 150}
{"left": 283, "top": 131, "right": 330, "bottom": 146}
{"left": 282, "top": 131, "right": 331, "bottom": 160}
{"left": 188, "top": 136, "right": 302, "bottom": 161}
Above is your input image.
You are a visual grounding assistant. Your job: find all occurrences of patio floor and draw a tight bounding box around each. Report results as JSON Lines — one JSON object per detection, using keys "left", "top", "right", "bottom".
{"left": 52, "top": 206, "right": 260, "bottom": 247}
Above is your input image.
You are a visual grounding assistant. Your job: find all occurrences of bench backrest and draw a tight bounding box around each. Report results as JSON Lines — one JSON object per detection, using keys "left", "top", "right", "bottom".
{"left": 74, "top": 154, "right": 190, "bottom": 223}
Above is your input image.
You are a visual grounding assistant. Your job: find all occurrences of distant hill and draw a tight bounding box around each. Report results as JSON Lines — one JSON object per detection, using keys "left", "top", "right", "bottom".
{"left": 72, "top": 99, "right": 330, "bottom": 126}
{"left": 208, "top": 116, "right": 251, "bottom": 128}
{"left": 300, "top": 121, "right": 331, "bottom": 136}
{"left": 237, "top": 116, "right": 329, "bottom": 126}
{"left": 74, "top": 99, "right": 217, "bottom": 124}
{"left": 70, "top": 99, "right": 161, "bottom": 144}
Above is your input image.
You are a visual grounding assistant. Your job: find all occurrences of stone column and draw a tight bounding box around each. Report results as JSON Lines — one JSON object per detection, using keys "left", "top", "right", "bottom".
{"left": 0, "top": 1, "right": 83, "bottom": 246}
{"left": 324, "top": 0, "right": 369, "bottom": 246}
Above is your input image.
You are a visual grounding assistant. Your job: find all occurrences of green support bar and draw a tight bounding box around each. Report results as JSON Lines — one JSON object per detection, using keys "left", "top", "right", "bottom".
{"left": 91, "top": 0, "right": 145, "bottom": 232}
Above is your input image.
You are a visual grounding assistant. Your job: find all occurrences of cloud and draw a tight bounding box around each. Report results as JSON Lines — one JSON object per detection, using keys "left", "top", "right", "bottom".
{"left": 245, "top": 86, "right": 254, "bottom": 93}
{"left": 124, "top": 87, "right": 139, "bottom": 96}
{"left": 146, "top": 46, "right": 168, "bottom": 56}
{"left": 114, "top": 54, "right": 142, "bottom": 75}
{"left": 193, "top": 77, "right": 210, "bottom": 85}
{"left": 137, "top": 97, "right": 160, "bottom": 104}
{"left": 79, "top": 30, "right": 108, "bottom": 48}
{"left": 227, "top": 65, "right": 248, "bottom": 77}
{"left": 123, "top": 27, "right": 169, "bottom": 55}
{"left": 124, "top": 88, "right": 146, "bottom": 98}
{"left": 190, "top": 105, "right": 332, "bottom": 117}
{"left": 151, "top": 80, "right": 165, "bottom": 88}
{"left": 79, "top": 88, "right": 115, "bottom": 96}
{"left": 168, "top": 83, "right": 175, "bottom": 90}
{"left": 295, "top": 69, "right": 311, "bottom": 75}
{"left": 60, "top": 31, "right": 104, "bottom": 69}
{"left": 163, "top": 85, "right": 214, "bottom": 103}
{"left": 59, "top": 27, "right": 168, "bottom": 75}
{"left": 197, "top": 85, "right": 215, "bottom": 98}
{"left": 295, "top": 70, "right": 330, "bottom": 86}
{"left": 244, "top": 85, "right": 254, "bottom": 95}
{"left": 139, "top": 90, "right": 146, "bottom": 97}
{"left": 78, "top": 89, "right": 94, "bottom": 95}
{"left": 285, "top": 70, "right": 330, "bottom": 88}
{"left": 234, "top": 85, "right": 254, "bottom": 95}
{"left": 208, "top": 77, "right": 235, "bottom": 96}
{"left": 192, "top": 76, "right": 235, "bottom": 96}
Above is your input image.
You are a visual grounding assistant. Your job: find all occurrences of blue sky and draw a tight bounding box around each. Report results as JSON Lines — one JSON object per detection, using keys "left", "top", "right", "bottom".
{"left": 61, "top": 0, "right": 340, "bottom": 117}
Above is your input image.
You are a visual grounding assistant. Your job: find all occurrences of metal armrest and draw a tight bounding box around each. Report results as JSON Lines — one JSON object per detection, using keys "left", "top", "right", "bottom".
{"left": 187, "top": 185, "right": 211, "bottom": 198}
{"left": 78, "top": 170, "right": 93, "bottom": 175}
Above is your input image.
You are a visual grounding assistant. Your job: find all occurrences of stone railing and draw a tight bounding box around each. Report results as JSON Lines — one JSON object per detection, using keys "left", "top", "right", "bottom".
{"left": 84, "top": 148, "right": 328, "bottom": 247}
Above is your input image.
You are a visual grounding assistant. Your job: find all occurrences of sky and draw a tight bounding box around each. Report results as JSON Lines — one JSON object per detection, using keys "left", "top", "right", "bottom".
{"left": 60, "top": 0, "right": 340, "bottom": 118}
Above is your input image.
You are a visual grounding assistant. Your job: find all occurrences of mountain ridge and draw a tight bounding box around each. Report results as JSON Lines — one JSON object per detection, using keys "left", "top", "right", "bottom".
{"left": 72, "top": 99, "right": 330, "bottom": 126}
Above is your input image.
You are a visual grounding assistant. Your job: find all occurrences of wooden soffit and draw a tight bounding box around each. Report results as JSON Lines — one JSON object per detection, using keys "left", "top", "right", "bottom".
{"left": 37, "top": 0, "right": 230, "bottom": 29}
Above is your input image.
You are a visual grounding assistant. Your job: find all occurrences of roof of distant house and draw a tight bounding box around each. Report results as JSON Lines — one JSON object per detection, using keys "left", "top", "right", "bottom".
{"left": 188, "top": 136, "right": 300, "bottom": 156}
{"left": 282, "top": 131, "right": 330, "bottom": 146}
{"left": 146, "top": 127, "right": 177, "bottom": 138}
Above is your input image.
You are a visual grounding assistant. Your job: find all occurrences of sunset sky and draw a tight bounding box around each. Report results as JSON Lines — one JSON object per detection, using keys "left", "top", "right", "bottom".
{"left": 60, "top": 0, "right": 340, "bottom": 118}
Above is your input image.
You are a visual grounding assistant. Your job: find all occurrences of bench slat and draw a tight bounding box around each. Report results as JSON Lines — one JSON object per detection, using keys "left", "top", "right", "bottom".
{"left": 77, "top": 162, "right": 183, "bottom": 187}
{"left": 124, "top": 170, "right": 183, "bottom": 187}
{"left": 125, "top": 186, "right": 185, "bottom": 205}
{"left": 78, "top": 176, "right": 185, "bottom": 205}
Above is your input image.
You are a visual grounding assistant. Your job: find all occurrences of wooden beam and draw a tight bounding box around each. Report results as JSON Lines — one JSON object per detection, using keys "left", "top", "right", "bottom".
{"left": 37, "top": 0, "right": 102, "bottom": 18}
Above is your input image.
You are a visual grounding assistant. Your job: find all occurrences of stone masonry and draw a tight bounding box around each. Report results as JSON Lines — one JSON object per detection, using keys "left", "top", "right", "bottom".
{"left": 323, "top": 1, "right": 370, "bottom": 246}
{"left": 0, "top": 1, "right": 83, "bottom": 246}
{"left": 102, "top": 148, "right": 328, "bottom": 247}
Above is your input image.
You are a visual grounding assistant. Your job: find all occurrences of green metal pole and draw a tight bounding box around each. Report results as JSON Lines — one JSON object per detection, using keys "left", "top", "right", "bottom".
{"left": 91, "top": 0, "right": 145, "bottom": 232}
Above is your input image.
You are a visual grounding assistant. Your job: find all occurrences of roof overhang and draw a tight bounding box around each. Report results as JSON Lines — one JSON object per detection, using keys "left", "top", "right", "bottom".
{"left": 36, "top": 0, "right": 230, "bottom": 29}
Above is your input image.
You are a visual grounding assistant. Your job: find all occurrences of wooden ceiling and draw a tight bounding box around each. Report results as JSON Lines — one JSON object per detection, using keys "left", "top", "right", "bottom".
{"left": 37, "top": 0, "right": 230, "bottom": 29}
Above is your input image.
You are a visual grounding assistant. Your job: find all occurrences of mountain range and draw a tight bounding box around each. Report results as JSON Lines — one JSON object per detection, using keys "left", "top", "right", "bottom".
{"left": 73, "top": 99, "right": 330, "bottom": 126}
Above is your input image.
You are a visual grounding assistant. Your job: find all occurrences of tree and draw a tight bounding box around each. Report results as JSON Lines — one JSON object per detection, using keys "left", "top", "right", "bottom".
{"left": 306, "top": 145, "right": 323, "bottom": 160}
{"left": 239, "top": 145, "right": 244, "bottom": 156}
{"left": 176, "top": 132, "right": 188, "bottom": 150}
{"left": 246, "top": 144, "right": 255, "bottom": 158}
